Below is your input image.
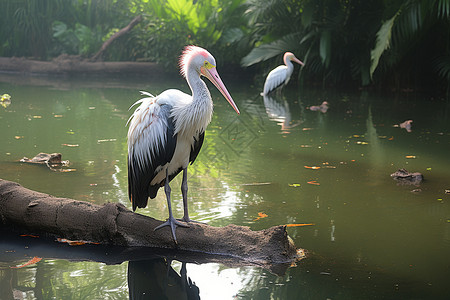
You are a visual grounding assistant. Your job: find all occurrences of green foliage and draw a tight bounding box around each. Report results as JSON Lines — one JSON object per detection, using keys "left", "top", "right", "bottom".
{"left": 52, "top": 21, "right": 102, "bottom": 56}
{"left": 241, "top": 0, "right": 450, "bottom": 90}
{"left": 125, "top": 0, "right": 247, "bottom": 67}
{"left": 369, "top": 0, "right": 450, "bottom": 79}
{"left": 0, "top": 0, "right": 448, "bottom": 92}
{"left": 370, "top": 13, "right": 398, "bottom": 77}
{"left": 242, "top": 0, "right": 382, "bottom": 86}
{"left": 0, "top": 0, "right": 129, "bottom": 59}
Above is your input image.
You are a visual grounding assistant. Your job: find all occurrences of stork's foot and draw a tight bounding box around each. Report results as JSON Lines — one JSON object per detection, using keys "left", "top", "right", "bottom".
{"left": 154, "top": 217, "right": 189, "bottom": 244}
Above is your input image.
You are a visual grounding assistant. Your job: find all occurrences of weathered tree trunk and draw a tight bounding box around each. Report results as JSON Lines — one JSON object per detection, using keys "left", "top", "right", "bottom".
{"left": 91, "top": 15, "right": 142, "bottom": 61}
{"left": 0, "top": 179, "right": 300, "bottom": 268}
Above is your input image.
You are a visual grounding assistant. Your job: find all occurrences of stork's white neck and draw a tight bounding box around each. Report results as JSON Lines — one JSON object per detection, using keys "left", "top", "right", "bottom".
{"left": 284, "top": 58, "right": 294, "bottom": 73}
{"left": 173, "top": 68, "right": 213, "bottom": 137}
{"left": 186, "top": 69, "right": 211, "bottom": 104}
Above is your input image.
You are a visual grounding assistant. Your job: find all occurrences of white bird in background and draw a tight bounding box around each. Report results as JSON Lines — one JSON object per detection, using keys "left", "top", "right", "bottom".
{"left": 127, "top": 46, "right": 240, "bottom": 243}
{"left": 262, "top": 52, "right": 304, "bottom": 95}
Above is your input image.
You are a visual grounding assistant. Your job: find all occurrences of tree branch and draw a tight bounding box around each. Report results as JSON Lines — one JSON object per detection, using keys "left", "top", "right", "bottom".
{"left": 91, "top": 15, "right": 143, "bottom": 61}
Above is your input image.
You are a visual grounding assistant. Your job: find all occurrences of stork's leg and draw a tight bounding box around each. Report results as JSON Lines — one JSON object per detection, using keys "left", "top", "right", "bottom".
{"left": 154, "top": 169, "right": 188, "bottom": 243}
{"left": 180, "top": 168, "right": 192, "bottom": 222}
{"left": 178, "top": 168, "right": 203, "bottom": 223}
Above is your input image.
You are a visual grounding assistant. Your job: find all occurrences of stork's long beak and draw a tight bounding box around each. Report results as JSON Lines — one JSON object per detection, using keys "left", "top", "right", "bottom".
{"left": 292, "top": 56, "right": 305, "bottom": 66}
{"left": 202, "top": 66, "right": 240, "bottom": 115}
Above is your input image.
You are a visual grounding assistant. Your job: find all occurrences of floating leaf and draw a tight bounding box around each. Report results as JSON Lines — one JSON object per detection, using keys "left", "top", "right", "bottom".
{"left": 1, "top": 93, "right": 11, "bottom": 101}
{"left": 56, "top": 237, "right": 99, "bottom": 246}
{"left": 405, "top": 155, "right": 416, "bottom": 159}
{"left": 304, "top": 166, "right": 321, "bottom": 170}
{"left": 66, "top": 130, "right": 75, "bottom": 134}
{"left": 20, "top": 234, "right": 39, "bottom": 238}
{"left": 286, "top": 223, "right": 315, "bottom": 227}
{"left": 54, "top": 115, "right": 63, "bottom": 118}
{"left": 11, "top": 257, "right": 42, "bottom": 269}
{"left": 61, "top": 143, "right": 79, "bottom": 147}
{"left": 307, "top": 181, "right": 320, "bottom": 185}
{"left": 254, "top": 212, "right": 268, "bottom": 221}
{"left": 1, "top": 93, "right": 11, "bottom": 108}
{"left": 32, "top": 115, "right": 42, "bottom": 119}
{"left": 58, "top": 168, "right": 76, "bottom": 172}
{"left": 14, "top": 136, "right": 24, "bottom": 139}
{"left": 97, "top": 138, "right": 117, "bottom": 143}
{"left": 388, "top": 136, "right": 394, "bottom": 140}
{"left": 289, "top": 183, "right": 301, "bottom": 187}
{"left": 356, "top": 141, "right": 369, "bottom": 145}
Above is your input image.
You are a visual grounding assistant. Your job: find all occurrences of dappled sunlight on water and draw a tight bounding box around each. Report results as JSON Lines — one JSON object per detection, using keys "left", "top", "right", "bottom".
{"left": 1, "top": 74, "right": 449, "bottom": 299}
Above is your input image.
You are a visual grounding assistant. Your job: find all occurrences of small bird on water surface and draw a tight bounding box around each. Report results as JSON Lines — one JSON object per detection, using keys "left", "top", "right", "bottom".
{"left": 308, "top": 101, "right": 329, "bottom": 113}
{"left": 262, "top": 52, "right": 304, "bottom": 95}
{"left": 127, "top": 46, "right": 240, "bottom": 243}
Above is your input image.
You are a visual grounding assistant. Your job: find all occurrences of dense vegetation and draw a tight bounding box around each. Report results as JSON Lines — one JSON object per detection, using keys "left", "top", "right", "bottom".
{"left": 0, "top": 0, "right": 449, "bottom": 92}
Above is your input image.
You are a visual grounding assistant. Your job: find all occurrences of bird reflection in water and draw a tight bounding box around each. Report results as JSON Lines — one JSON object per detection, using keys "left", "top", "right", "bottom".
{"left": 128, "top": 259, "right": 200, "bottom": 300}
{"left": 262, "top": 94, "right": 301, "bottom": 133}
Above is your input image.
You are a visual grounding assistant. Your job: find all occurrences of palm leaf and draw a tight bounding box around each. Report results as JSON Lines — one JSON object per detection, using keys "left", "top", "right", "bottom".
{"left": 438, "top": 0, "right": 450, "bottom": 17}
{"left": 319, "top": 30, "right": 331, "bottom": 67}
{"left": 240, "top": 33, "right": 301, "bottom": 67}
{"left": 433, "top": 55, "right": 450, "bottom": 80}
{"left": 370, "top": 12, "right": 398, "bottom": 77}
{"left": 240, "top": 44, "right": 284, "bottom": 67}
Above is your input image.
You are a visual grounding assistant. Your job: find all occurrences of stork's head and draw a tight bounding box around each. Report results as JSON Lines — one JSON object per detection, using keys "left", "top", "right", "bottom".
{"left": 180, "top": 45, "right": 240, "bottom": 114}
{"left": 284, "top": 52, "right": 304, "bottom": 66}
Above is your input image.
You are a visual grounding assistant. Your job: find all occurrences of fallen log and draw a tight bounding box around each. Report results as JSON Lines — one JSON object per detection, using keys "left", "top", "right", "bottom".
{"left": 0, "top": 179, "right": 301, "bottom": 271}
{"left": 0, "top": 56, "right": 166, "bottom": 76}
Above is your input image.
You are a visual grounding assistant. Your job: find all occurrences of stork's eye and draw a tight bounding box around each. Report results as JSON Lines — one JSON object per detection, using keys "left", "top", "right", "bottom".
{"left": 204, "top": 61, "right": 215, "bottom": 69}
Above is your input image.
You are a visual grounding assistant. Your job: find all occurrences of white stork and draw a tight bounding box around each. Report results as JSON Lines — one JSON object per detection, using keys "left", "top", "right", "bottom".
{"left": 262, "top": 52, "right": 304, "bottom": 95}
{"left": 127, "top": 46, "right": 240, "bottom": 243}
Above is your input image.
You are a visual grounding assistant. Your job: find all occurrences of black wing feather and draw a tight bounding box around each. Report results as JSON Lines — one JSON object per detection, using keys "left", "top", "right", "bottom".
{"left": 128, "top": 104, "right": 177, "bottom": 210}
{"left": 190, "top": 131, "right": 205, "bottom": 164}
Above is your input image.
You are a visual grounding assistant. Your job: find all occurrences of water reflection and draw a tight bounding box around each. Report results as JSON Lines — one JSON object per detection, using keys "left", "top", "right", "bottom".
{"left": 0, "top": 231, "right": 295, "bottom": 299}
{"left": 128, "top": 259, "right": 199, "bottom": 300}
{"left": 262, "top": 94, "right": 301, "bottom": 133}
{"left": 1, "top": 75, "right": 450, "bottom": 299}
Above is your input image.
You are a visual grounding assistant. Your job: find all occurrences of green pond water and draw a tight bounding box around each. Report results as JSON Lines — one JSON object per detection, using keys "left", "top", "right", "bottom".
{"left": 0, "top": 73, "right": 449, "bottom": 299}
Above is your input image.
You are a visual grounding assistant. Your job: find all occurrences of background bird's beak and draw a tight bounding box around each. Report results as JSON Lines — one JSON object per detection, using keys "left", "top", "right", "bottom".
{"left": 202, "top": 67, "right": 240, "bottom": 115}
{"left": 292, "top": 56, "right": 305, "bottom": 66}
